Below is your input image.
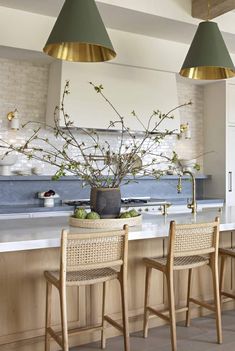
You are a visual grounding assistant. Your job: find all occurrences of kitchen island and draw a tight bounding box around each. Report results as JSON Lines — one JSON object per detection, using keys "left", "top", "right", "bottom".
{"left": 0, "top": 207, "right": 235, "bottom": 351}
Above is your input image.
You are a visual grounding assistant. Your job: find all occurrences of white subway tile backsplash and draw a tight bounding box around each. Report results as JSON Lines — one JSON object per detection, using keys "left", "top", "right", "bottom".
{"left": 0, "top": 58, "right": 204, "bottom": 175}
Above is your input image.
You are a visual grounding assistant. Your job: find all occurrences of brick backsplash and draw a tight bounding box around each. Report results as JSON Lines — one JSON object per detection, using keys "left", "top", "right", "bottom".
{"left": 0, "top": 58, "right": 204, "bottom": 175}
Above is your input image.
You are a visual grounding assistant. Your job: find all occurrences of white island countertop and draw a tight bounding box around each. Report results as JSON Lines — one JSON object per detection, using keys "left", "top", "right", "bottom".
{"left": 1, "top": 206, "right": 235, "bottom": 253}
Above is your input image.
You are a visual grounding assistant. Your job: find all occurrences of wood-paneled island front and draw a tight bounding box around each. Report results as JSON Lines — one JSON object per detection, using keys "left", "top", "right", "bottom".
{"left": 1, "top": 207, "right": 235, "bottom": 351}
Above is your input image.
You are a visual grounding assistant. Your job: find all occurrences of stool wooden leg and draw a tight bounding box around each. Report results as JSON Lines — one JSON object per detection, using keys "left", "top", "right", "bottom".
{"left": 60, "top": 286, "right": 69, "bottom": 351}
{"left": 143, "top": 266, "right": 152, "bottom": 338}
{"left": 101, "top": 281, "right": 107, "bottom": 349}
{"left": 185, "top": 268, "right": 192, "bottom": 327}
{"left": 45, "top": 281, "right": 52, "bottom": 351}
{"left": 167, "top": 271, "right": 177, "bottom": 351}
{"left": 120, "top": 276, "right": 130, "bottom": 351}
{"left": 211, "top": 258, "right": 222, "bottom": 344}
{"left": 219, "top": 255, "right": 226, "bottom": 304}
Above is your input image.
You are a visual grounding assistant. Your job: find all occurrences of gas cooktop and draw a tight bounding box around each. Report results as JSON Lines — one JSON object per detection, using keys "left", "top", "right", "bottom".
{"left": 64, "top": 197, "right": 170, "bottom": 207}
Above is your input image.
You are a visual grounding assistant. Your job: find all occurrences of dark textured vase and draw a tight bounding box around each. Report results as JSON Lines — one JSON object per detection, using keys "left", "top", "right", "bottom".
{"left": 90, "top": 187, "right": 121, "bottom": 219}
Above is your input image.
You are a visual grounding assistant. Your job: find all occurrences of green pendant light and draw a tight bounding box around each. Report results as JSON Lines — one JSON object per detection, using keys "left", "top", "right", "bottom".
{"left": 180, "top": 1, "right": 235, "bottom": 80}
{"left": 43, "top": 0, "right": 116, "bottom": 62}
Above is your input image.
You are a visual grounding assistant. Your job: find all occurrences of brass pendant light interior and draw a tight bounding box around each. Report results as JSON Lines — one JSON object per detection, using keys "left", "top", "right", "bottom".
{"left": 180, "top": 66, "right": 235, "bottom": 80}
{"left": 44, "top": 42, "right": 116, "bottom": 62}
{"left": 43, "top": 0, "right": 116, "bottom": 62}
{"left": 180, "top": 0, "right": 235, "bottom": 80}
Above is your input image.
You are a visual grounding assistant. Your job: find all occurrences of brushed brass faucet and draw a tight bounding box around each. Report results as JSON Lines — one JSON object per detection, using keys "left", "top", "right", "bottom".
{"left": 183, "top": 170, "right": 197, "bottom": 214}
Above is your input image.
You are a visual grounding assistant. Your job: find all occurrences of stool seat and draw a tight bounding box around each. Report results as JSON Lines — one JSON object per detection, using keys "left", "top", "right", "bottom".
{"left": 143, "top": 218, "right": 221, "bottom": 351}
{"left": 45, "top": 267, "right": 119, "bottom": 286}
{"left": 44, "top": 227, "right": 130, "bottom": 351}
{"left": 219, "top": 247, "right": 235, "bottom": 257}
{"left": 144, "top": 255, "right": 209, "bottom": 271}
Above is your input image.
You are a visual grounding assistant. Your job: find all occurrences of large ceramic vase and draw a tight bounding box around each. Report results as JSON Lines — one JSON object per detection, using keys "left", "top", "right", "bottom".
{"left": 90, "top": 187, "right": 121, "bottom": 219}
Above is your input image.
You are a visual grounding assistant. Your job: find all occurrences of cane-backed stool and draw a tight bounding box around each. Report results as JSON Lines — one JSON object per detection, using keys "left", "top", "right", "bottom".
{"left": 219, "top": 247, "right": 235, "bottom": 303}
{"left": 44, "top": 225, "right": 129, "bottom": 351}
{"left": 143, "top": 217, "right": 222, "bottom": 351}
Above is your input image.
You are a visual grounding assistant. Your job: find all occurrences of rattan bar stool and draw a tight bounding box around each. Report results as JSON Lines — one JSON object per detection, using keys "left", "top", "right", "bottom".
{"left": 143, "top": 217, "right": 222, "bottom": 351}
{"left": 44, "top": 225, "right": 129, "bottom": 351}
{"left": 219, "top": 247, "right": 235, "bottom": 302}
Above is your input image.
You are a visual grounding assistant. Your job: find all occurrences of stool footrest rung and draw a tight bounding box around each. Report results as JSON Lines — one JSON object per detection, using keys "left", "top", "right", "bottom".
{"left": 221, "top": 291, "right": 235, "bottom": 300}
{"left": 148, "top": 306, "right": 188, "bottom": 322}
{"left": 148, "top": 307, "right": 170, "bottom": 322}
{"left": 189, "top": 298, "right": 215, "bottom": 311}
{"left": 104, "top": 315, "right": 123, "bottom": 332}
{"left": 68, "top": 324, "right": 103, "bottom": 335}
{"left": 47, "top": 324, "right": 103, "bottom": 347}
{"left": 48, "top": 327, "right": 63, "bottom": 347}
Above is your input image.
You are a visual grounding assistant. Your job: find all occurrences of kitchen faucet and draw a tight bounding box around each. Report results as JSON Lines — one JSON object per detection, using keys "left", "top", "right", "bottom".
{"left": 183, "top": 170, "right": 197, "bottom": 214}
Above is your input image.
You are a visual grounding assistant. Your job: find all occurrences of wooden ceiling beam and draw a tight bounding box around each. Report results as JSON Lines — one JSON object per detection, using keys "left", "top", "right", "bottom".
{"left": 192, "top": 0, "right": 235, "bottom": 20}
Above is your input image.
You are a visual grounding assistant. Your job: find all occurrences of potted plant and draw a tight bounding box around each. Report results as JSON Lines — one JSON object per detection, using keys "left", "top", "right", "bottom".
{"left": 0, "top": 81, "right": 191, "bottom": 218}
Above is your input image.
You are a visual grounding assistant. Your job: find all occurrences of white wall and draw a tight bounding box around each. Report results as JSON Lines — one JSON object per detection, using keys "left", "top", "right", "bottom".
{"left": 0, "top": 57, "right": 204, "bottom": 175}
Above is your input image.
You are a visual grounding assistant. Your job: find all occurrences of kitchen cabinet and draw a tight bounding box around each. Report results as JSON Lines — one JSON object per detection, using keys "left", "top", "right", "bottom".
{"left": 46, "top": 61, "right": 180, "bottom": 132}
{"left": 228, "top": 84, "right": 235, "bottom": 126}
{"left": 226, "top": 127, "right": 235, "bottom": 204}
{"left": 204, "top": 80, "right": 235, "bottom": 204}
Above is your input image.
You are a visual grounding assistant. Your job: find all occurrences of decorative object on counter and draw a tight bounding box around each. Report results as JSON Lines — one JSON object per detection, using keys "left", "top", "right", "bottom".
{"left": 90, "top": 187, "right": 121, "bottom": 218}
{"left": 38, "top": 190, "right": 59, "bottom": 207}
{"left": 43, "top": 0, "right": 116, "bottom": 62}
{"left": 69, "top": 213, "right": 142, "bottom": 229}
{"left": 0, "top": 81, "right": 192, "bottom": 217}
{"left": 0, "top": 154, "right": 17, "bottom": 175}
{"left": 7, "top": 109, "right": 20, "bottom": 130}
{"left": 180, "top": 0, "right": 235, "bottom": 80}
{"left": 70, "top": 206, "right": 141, "bottom": 228}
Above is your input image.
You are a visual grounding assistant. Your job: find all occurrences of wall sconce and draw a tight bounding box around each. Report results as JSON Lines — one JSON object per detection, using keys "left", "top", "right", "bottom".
{"left": 7, "top": 109, "right": 20, "bottom": 130}
{"left": 179, "top": 123, "right": 191, "bottom": 139}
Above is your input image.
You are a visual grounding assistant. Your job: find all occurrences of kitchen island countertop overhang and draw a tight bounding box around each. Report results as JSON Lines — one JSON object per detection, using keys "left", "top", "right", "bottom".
{"left": 1, "top": 206, "right": 235, "bottom": 253}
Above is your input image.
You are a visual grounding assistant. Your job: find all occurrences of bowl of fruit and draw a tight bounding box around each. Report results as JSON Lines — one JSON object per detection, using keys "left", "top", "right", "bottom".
{"left": 69, "top": 208, "right": 142, "bottom": 229}
{"left": 38, "top": 190, "right": 59, "bottom": 207}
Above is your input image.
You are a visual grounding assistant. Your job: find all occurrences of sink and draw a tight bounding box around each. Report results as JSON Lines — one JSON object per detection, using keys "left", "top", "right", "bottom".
{"left": 0, "top": 154, "right": 17, "bottom": 175}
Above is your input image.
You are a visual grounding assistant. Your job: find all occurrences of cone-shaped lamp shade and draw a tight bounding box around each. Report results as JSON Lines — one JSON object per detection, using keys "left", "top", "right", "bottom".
{"left": 43, "top": 0, "right": 116, "bottom": 62}
{"left": 180, "top": 21, "right": 235, "bottom": 80}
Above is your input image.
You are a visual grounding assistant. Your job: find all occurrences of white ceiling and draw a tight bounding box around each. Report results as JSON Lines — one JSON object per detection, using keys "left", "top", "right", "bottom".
{"left": 0, "top": 0, "right": 234, "bottom": 50}
{"left": 0, "top": 0, "right": 63, "bottom": 17}
{"left": 0, "top": 0, "right": 234, "bottom": 53}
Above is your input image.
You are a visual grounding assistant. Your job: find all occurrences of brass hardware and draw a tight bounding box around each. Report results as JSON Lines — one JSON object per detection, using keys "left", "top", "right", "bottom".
{"left": 179, "top": 123, "right": 191, "bottom": 139}
{"left": 6, "top": 109, "right": 20, "bottom": 130}
{"left": 7, "top": 110, "right": 16, "bottom": 121}
{"left": 183, "top": 170, "right": 197, "bottom": 214}
{"left": 180, "top": 123, "right": 189, "bottom": 133}
{"left": 160, "top": 203, "right": 171, "bottom": 216}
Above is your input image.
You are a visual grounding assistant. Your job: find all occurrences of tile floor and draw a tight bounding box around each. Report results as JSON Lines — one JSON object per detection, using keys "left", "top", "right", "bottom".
{"left": 71, "top": 310, "right": 235, "bottom": 351}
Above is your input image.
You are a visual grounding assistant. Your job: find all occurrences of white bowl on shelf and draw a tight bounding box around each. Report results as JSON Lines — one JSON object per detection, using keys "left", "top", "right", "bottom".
{"left": 179, "top": 159, "right": 196, "bottom": 172}
{"left": 0, "top": 154, "right": 17, "bottom": 175}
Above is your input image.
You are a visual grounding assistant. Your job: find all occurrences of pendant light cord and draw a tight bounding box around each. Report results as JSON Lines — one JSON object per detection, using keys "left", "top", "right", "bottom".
{"left": 207, "top": 0, "right": 211, "bottom": 21}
